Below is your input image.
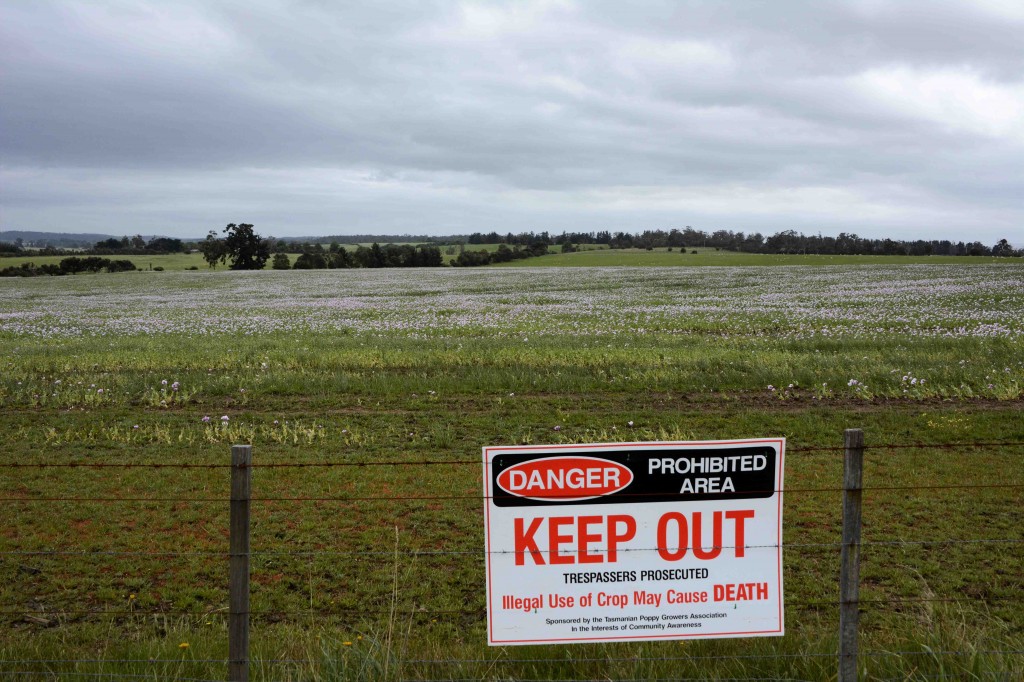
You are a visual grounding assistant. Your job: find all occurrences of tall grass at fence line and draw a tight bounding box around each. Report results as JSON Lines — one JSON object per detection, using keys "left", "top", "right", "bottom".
{"left": 3, "top": 604, "right": 1022, "bottom": 681}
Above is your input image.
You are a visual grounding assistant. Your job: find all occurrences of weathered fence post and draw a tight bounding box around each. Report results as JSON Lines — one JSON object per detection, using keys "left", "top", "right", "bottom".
{"left": 839, "top": 429, "right": 864, "bottom": 682}
{"left": 229, "top": 445, "right": 252, "bottom": 682}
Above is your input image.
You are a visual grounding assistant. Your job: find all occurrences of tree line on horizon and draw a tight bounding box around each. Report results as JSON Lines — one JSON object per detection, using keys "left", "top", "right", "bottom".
{"left": 0, "top": 235, "right": 188, "bottom": 257}
{"left": 0, "top": 256, "right": 139, "bottom": 278}
{"left": 197, "top": 225, "right": 447, "bottom": 270}
{"left": 462, "top": 228, "right": 1020, "bottom": 258}
{"left": 1, "top": 224, "right": 1020, "bottom": 270}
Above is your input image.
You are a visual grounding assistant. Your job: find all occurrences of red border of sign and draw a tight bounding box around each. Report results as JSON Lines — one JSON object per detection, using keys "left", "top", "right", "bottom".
{"left": 483, "top": 439, "right": 785, "bottom": 645}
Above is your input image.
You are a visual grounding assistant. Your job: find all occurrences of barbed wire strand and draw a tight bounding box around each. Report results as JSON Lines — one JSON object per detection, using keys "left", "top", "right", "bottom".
{"left": 0, "top": 674, "right": 219, "bottom": 681}
{"left": 876, "top": 675, "right": 1013, "bottom": 682}
{"left": 862, "top": 649, "right": 1024, "bottom": 658}
{"left": 2, "top": 480, "right": 1023, "bottom": 504}
{"left": 0, "top": 666, "right": 802, "bottom": 682}
{"left": 866, "top": 441, "right": 1024, "bottom": 450}
{"left": 465, "top": 676, "right": 787, "bottom": 682}
{"left": 3, "top": 650, "right": 1022, "bottom": 666}
{"left": 3, "top": 537, "right": 1023, "bottom": 560}
{"left": 248, "top": 650, "right": 1024, "bottom": 666}
{"left": 4, "top": 593, "right": 1023, "bottom": 617}
{"left": 0, "top": 655, "right": 226, "bottom": 659}
{"left": 1, "top": 441, "right": 1023, "bottom": 470}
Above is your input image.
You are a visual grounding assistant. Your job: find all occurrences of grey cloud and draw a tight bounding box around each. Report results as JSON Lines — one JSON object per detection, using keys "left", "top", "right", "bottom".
{"left": 1, "top": 0, "right": 1021, "bottom": 242}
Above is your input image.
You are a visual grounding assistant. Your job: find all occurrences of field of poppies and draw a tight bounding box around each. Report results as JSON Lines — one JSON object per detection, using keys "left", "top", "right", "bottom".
{"left": 1, "top": 263, "right": 1022, "bottom": 680}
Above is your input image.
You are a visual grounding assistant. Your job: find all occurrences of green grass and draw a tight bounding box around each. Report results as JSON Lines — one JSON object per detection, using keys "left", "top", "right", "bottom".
{"left": 2, "top": 399, "right": 1021, "bottom": 680}
{"left": 497, "top": 247, "right": 1016, "bottom": 267}
{"left": 0, "top": 252, "right": 212, "bottom": 270}
{"left": 1, "top": 265, "right": 1022, "bottom": 680}
{"left": 2, "top": 246, "right": 1016, "bottom": 272}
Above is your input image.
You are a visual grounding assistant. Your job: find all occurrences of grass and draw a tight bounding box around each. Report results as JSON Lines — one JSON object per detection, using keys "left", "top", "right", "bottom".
{"left": 496, "top": 247, "right": 1016, "bottom": 267}
{"left": 0, "top": 252, "right": 209, "bottom": 270}
{"left": 3, "top": 246, "right": 1016, "bottom": 272}
{"left": 0, "top": 264, "right": 1022, "bottom": 680}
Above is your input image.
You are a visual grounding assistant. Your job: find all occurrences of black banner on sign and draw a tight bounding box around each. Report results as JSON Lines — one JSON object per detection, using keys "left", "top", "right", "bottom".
{"left": 490, "top": 446, "right": 777, "bottom": 507}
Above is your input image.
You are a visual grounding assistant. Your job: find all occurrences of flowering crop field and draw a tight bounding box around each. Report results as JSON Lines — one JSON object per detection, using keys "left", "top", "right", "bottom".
{"left": 3, "top": 264, "right": 1023, "bottom": 402}
{"left": 1, "top": 264, "right": 1023, "bottom": 680}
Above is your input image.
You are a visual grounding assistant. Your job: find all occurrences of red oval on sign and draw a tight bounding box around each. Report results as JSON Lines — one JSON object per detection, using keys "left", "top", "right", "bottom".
{"left": 496, "top": 456, "right": 634, "bottom": 502}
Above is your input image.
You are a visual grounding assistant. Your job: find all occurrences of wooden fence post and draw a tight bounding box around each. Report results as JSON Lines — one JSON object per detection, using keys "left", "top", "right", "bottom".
{"left": 839, "top": 429, "right": 864, "bottom": 682}
{"left": 229, "top": 445, "right": 252, "bottom": 682}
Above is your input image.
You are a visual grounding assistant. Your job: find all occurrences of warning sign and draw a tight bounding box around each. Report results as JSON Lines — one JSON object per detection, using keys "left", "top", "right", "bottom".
{"left": 482, "top": 439, "right": 785, "bottom": 645}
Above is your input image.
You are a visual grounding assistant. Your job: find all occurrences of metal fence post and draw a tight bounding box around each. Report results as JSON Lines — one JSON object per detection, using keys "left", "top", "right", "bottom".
{"left": 839, "top": 429, "right": 864, "bottom": 682}
{"left": 229, "top": 445, "right": 252, "bottom": 682}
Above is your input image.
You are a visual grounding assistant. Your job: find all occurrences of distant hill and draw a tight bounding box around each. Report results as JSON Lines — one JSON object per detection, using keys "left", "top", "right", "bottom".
{"left": 0, "top": 231, "right": 118, "bottom": 248}
{"left": 0, "top": 231, "right": 203, "bottom": 249}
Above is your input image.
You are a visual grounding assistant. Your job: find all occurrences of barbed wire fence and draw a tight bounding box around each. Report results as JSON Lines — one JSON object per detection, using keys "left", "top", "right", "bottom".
{"left": 0, "top": 436, "right": 1022, "bottom": 681}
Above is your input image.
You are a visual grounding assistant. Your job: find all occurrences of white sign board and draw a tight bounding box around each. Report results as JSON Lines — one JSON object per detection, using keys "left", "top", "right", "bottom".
{"left": 483, "top": 439, "right": 785, "bottom": 645}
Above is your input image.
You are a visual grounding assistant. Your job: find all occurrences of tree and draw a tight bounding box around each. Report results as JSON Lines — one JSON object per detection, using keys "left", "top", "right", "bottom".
{"left": 293, "top": 252, "right": 327, "bottom": 269}
{"left": 966, "top": 241, "right": 989, "bottom": 256}
{"left": 329, "top": 247, "right": 353, "bottom": 268}
{"left": 271, "top": 253, "right": 291, "bottom": 270}
{"left": 992, "top": 239, "right": 1013, "bottom": 256}
{"left": 198, "top": 231, "right": 227, "bottom": 268}
{"left": 417, "top": 245, "right": 443, "bottom": 267}
{"left": 222, "top": 223, "right": 270, "bottom": 270}
{"left": 95, "top": 238, "right": 124, "bottom": 250}
{"left": 146, "top": 237, "right": 185, "bottom": 253}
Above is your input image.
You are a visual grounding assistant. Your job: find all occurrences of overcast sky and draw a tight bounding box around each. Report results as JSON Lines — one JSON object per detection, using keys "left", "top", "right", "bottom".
{"left": 2, "top": 1, "right": 1022, "bottom": 243}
